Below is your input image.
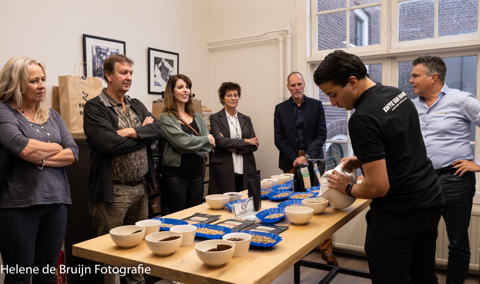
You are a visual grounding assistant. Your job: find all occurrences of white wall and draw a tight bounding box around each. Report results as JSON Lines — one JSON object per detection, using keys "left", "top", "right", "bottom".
{"left": 0, "top": 0, "right": 210, "bottom": 112}
{"left": 0, "top": 0, "right": 301, "bottom": 181}
{"left": 207, "top": 0, "right": 298, "bottom": 178}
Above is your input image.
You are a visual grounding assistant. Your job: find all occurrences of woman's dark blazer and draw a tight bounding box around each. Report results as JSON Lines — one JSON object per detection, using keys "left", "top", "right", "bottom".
{"left": 208, "top": 108, "right": 257, "bottom": 194}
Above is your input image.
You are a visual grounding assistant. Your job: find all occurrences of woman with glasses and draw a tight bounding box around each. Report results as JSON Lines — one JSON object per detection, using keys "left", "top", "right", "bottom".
{"left": 208, "top": 82, "right": 259, "bottom": 194}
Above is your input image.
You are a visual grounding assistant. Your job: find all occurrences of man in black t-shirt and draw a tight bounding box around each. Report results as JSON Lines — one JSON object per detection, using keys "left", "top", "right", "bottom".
{"left": 313, "top": 50, "right": 445, "bottom": 284}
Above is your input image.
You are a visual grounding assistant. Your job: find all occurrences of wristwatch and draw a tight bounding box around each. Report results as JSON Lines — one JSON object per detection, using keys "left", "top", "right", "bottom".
{"left": 304, "top": 154, "right": 310, "bottom": 161}
{"left": 345, "top": 183, "right": 355, "bottom": 197}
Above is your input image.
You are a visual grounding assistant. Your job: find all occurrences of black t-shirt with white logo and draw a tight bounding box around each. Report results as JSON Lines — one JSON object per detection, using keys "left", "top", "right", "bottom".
{"left": 349, "top": 83, "right": 445, "bottom": 213}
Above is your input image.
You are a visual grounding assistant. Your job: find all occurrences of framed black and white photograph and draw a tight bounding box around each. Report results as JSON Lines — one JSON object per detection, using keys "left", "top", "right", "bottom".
{"left": 83, "top": 34, "right": 126, "bottom": 83}
{"left": 148, "top": 48, "right": 179, "bottom": 95}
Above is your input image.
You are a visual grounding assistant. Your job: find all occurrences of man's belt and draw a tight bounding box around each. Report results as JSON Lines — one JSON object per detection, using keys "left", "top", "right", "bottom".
{"left": 112, "top": 177, "right": 145, "bottom": 186}
{"left": 435, "top": 166, "right": 457, "bottom": 176}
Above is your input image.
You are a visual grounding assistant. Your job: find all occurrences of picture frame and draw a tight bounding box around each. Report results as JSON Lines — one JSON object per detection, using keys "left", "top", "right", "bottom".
{"left": 148, "top": 47, "right": 179, "bottom": 96}
{"left": 83, "top": 34, "right": 126, "bottom": 83}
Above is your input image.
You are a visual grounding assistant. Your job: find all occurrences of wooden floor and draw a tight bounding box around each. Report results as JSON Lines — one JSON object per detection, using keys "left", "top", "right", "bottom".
{"left": 147, "top": 250, "right": 480, "bottom": 284}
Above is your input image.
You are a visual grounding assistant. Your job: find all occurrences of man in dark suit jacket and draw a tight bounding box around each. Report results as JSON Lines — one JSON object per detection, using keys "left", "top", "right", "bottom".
{"left": 274, "top": 72, "right": 336, "bottom": 265}
{"left": 274, "top": 72, "right": 327, "bottom": 172}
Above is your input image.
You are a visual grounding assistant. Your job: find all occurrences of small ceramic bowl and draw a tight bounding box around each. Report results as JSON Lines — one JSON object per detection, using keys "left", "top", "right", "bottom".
{"left": 271, "top": 175, "right": 290, "bottom": 185}
{"left": 223, "top": 192, "right": 242, "bottom": 202}
{"left": 285, "top": 206, "right": 314, "bottom": 225}
{"left": 109, "top": 225, "right": 145, "bottom": 248}
{"left": 205, "top": 194, "right": 230, "bottom": 209}
{"left": 146, "top": 231, "right": 183, "bottom": 256}
{"left": 302, "top": 197, "right": 329, "bottom": 214}
{"left": 195, "top": 240, "right": 235, "bottom": 267}
{"left": 135, "top": 219, "right": 161, "bottom": 239}
{"left": 222, "top": 232, "right": 252, "bottom": 257}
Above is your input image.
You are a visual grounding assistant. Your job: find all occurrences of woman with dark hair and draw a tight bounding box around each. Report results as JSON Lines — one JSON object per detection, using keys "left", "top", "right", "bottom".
{"left": 0, "top": 56, "right": 78, "bottom": 283}
{"left": 159, "top": 74, "right": 214, "bottom": 213}
{"left": 208, "top": 82, "right": 259, "bottom": 194}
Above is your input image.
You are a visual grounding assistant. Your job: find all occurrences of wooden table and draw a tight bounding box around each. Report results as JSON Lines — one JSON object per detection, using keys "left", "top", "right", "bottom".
{"left": 73, "top": 194, "right": 371, "bottom": 284}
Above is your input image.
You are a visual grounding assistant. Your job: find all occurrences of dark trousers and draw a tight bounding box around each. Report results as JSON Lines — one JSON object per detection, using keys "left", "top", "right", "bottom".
{"left": 438, "top": 172, "right": 475, "bottom": 284}
{"left": 163, "top": 172, "right": 204, "bottom": 214}
{"left": 0, "top": 204, "right": 68, "bottom": 284}
{"left": 365, "top": 206, "right": 443, "bottom": 284}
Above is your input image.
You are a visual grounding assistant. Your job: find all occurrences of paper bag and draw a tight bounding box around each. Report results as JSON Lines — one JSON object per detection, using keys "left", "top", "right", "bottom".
{"left": 58, "top": 75, "right": 103, "bottom": 134}
{"left": 51, "top": 86, "right": 60, "bottom": 113}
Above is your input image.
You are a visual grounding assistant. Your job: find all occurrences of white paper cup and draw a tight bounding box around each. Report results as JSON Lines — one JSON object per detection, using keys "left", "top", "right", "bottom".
{"left": 170, "top": 225, "right": 197, "bottom": 247}
{"left": 135, "top": 219, "right": 161, "bottom": 239}
{"left": 222, "top": 232, "right": 252, "bottom": 257}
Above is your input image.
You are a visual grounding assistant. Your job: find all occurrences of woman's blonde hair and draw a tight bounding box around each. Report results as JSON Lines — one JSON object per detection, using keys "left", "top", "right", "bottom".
{"left": 0, "top": 56, "right": 50, "bottom": 124}
{"left": 162, "top": 74, "right": 195, "bottom": 118}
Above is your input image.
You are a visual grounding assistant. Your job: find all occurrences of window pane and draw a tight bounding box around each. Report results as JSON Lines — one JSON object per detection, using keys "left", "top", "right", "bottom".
{"left": 398, "top": 60, "right": 415, "bottom": 99}
{"left": 318, "top": 12, "right": 347, "bottom": 50}
{"left": 443, "top": 56, "right": 477, "bottom": 142}
{"left": 439, "top": 0, "right": 478, "bottom": 36}
{"left": 397, "top": 56, "right": 477, "bottom": 142}
{"left": 349, "top": 6, "right": 381, "bottom": 47}
{"left": 399, "top": 0, "right": 434, "bottom": 42}
{"left": 349, "top": 0, "right": 380, "bottom": 6}
{"left": 367, "top": 64, "right": 382, "bottom": 84}
{"left": 318, "top": 0, "right": 346, "bottom": 12}
{"left": 323, "top": 104, "right": 348, "bottom": 169}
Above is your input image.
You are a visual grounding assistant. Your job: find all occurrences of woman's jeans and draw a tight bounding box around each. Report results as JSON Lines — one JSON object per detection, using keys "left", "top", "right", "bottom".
{"left": 162, "top": 172, "right": 204, "bottom": 214}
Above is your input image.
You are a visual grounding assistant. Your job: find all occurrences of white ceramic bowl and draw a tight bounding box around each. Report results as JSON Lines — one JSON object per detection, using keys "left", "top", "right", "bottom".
{"left": 109, "top": 225, "right": 145, "bottom": 248}
{"left": 170, "top": 224, "right": 197, "bottom": 247}
{"left": 195, "top": 239, "right": 235, "bottom": 267}
{"left": 263, "top": 178, "right": 278, "bottom": 187}
{"left": 205, "top": 194, "right": 230, "bottom": 209}
{"left": 261, "top": 180, "right": 273, "bottom": 189}
{"left": 223, "top": 192, "right": 242, "bottom": 202}
{"left": 285, "top": 206, "right": 314, "bottom": 225}
{"left": 135, "top": 219, "right": 161, "bottom": 239}
{"left": 280, "top": 173, "right": 294, "bottom": 181}
{"left": 302, "top": 197, "right": 329, "bottom": 214}
{"left": 146, "top": 231, "right": 183, "bottom": 256}
{"left": 271, "top": 175, "right": 290, "bottom": 185}
{"left": 222, "top": 232, "right": 252, "bottom": 257}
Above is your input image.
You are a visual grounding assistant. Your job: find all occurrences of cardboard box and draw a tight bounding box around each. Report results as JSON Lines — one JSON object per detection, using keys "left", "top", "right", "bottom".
{"left": 152, "top": 99, "right": 202, "bottom": 118}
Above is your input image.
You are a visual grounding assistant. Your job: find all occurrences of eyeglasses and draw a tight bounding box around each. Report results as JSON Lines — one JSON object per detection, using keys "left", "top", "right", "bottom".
{"left": 225, "top": 94, "right": 239, "bottom": 98}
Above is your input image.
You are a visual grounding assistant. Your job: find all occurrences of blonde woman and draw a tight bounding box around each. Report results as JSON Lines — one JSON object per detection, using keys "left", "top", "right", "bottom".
{"left": 0, "top": 56, "right": 78, "bottom": 283}
{"left": 159, "top": 74, "right": 214, "bottom": 213}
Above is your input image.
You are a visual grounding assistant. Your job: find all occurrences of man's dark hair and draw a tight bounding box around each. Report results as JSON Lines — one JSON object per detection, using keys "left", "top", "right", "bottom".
{"left": 313, "top": 50, "right": 368, "bottom": 87}
{"left": 412, "top": 55, "right": 446, "bottom": 83}
{"left": 103, "top": 54, "right": 134, "bottom": 81}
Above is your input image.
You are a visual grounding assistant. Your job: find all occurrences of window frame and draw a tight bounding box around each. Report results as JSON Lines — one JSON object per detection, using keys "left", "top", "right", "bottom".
{"left": 305, "top": 0, "right": 480, "bottom": 193}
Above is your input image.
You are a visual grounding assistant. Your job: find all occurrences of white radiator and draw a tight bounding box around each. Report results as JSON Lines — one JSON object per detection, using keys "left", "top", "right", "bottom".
{"left": 332, "top": 205, "right": 480, "bottom": 273}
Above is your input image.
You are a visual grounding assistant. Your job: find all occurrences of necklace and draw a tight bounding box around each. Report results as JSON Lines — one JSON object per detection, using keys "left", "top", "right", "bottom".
{"left": 227, "top": 115, "right": 240, "bottom": 139}
{"left": 19, "top": 109, "right": 51, "bottom": 143}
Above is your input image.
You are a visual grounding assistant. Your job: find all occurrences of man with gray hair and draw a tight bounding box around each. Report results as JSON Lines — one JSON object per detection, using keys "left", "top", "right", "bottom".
{"left": 84, "top": 54, "right": 162, "bottom": 284}
{"left": 410, "top": 55, "right": 480, "bottom": 284}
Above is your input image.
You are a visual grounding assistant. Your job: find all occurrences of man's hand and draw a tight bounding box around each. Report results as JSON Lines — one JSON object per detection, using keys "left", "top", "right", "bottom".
{"left": 293, "top": 156, "right": 308, "bottom": 166}
{"left": 452, "top": 160, "right": 480, "bottom": 177}
{"left": 340, "top": 156, "right": 360, "bottom": 172}
{"left": 117, "top": 128, "right": 138, "bottom": 138}
{"left": 142, "top": 116, "right": 154, "bottom": 126}
{"left": 326, "top": 170, "right": 355, "bottom": 194}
